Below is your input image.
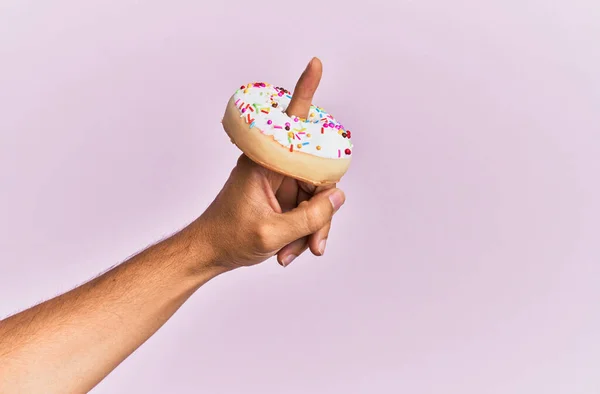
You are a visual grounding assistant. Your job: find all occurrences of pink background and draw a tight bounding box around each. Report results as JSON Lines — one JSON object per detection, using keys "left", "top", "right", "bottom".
{"left": 1, "top": 1, "right": 599, "bottom": 393}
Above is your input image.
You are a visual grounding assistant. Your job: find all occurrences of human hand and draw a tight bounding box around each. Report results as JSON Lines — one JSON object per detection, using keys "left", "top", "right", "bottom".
{"left": 190, "top": 58, "right": 346, "bottom": 269}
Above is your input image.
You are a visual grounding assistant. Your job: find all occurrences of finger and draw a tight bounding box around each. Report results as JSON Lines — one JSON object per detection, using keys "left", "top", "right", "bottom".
{"left": 275, "top": 177, "right": 299, "bottom": 213}
{"left": 277, "top": 182, "right": 310, "bottom": 265}
{"left": 286, "top": 57, "right": 323, "bottom": 119}
{"left": 297, "top": 187, "right": 312, "bottom": 203}
{"left": 305, "top": 183, "right": 336, "bottom": 256}
{"left": 275, "top": 188, "right": 345, "bottom": 245}
{"left": 276, "top": 238, "right": 309, "bottom": 267}
{"left": 298, "top": 180, "right": 317, "bottom": 195}
{"left": 308, "top": 221, "right": 331, "bottom": 256}
{"left": 234, "top": 153, "right": 284, "bottom": 190}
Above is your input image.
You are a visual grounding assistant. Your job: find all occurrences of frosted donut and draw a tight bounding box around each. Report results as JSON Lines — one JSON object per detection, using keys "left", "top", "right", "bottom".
{"left": 221, "top": 82, "right": 353, "bottom": 186}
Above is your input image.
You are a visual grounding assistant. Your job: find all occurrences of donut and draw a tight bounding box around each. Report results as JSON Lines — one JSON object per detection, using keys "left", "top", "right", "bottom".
{"left": 221, "top": 82, "right": 353, "bottom": 186}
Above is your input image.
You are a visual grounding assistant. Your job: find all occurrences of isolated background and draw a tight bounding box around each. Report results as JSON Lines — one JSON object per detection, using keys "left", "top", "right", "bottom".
{"left": 1, "top": 1, "right": 599, "bottom": 393}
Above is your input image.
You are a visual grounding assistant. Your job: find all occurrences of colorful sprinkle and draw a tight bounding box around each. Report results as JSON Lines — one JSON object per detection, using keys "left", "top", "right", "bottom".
{"left": 233, "top": 82, "right": 353, "bottom": 160}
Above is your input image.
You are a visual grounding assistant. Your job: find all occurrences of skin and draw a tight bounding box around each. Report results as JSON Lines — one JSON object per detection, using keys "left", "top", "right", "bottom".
{"left": 0, "top": 57, "right": 346, "bottom": 393}
{"left": 276, "top": 57, "right": 335, "bottom": 266}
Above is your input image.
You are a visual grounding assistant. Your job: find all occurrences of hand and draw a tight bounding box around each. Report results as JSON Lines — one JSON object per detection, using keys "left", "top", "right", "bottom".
{"left": 190, "top": 58, "right": 346, "bottom": 269}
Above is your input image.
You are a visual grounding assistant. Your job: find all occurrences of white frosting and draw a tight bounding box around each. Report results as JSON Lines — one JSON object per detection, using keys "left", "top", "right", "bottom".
{"left": 231, "top": 83, "right": 353, "bottom": 159}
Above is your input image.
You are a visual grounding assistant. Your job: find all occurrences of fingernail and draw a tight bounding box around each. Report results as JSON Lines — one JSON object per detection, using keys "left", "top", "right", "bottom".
{"left": 319, "top": 239, "right": 327, "bottom": 255}
{"left": 328, "top": 190, "right": 345, "bottom": 211}
{"left": 282, "top": 254, "right": 297, "bottom": 267}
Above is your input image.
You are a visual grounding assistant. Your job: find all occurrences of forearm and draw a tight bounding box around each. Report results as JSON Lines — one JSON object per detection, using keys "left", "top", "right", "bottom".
{"left": 0, "top": 227, "right": 226, "bottom": 394}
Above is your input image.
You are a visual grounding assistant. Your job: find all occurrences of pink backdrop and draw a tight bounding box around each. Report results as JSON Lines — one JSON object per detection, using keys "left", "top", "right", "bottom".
{"left": 1, "top": 1, "right": 599, "bottom": 393}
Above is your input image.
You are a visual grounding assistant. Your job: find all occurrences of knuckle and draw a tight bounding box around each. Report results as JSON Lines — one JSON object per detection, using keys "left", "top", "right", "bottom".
{"left": 302, "top": 204, "right": 323, "bottom": 233}
{"left": 253, "top": 221, "right": 277, "bottom": 252}
{"left": 297, "top": 200, "right": 310, "bottom": 211}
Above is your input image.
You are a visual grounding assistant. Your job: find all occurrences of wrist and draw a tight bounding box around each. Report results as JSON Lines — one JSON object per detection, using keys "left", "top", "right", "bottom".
{"left": 168, "top": 220, "right": 234, "bottom": 281}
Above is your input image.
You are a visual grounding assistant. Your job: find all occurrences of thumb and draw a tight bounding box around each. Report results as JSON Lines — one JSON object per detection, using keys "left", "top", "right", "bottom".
{"left": 275, "top": 188, "right": 345, "bottom": 245}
